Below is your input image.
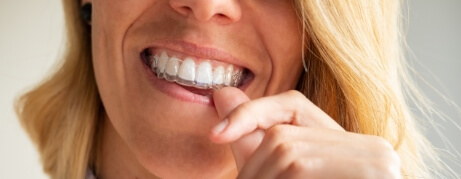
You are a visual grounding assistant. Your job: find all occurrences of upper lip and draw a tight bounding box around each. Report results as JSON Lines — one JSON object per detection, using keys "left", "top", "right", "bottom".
{"left": 142, "top": 39, "right": 247, "bottom": 69}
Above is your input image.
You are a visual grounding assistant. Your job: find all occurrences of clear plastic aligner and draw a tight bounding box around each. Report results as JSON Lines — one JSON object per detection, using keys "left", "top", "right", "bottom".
{"left": 150, "top": 51, "right": 244, "bottom": 90}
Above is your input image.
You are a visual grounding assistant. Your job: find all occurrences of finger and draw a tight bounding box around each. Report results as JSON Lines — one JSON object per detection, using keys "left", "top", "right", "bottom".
{"left": 240, "top": 126, "right": 399, "bottom": 179}
{"left": 275, "top": 158, "right": 336, "bottom": 179}
{"left": 247, "top": 141, "right": 306, "bottom": 179}
{"left": 214, "top": 90, "right": 344, "bottom": 143}
{"left": 275, "top": 157, "right": 401, "bottom": 179}
{"left": 231, "top": 129, "right": 265, "bottom": 171}
{"left": 210, "top": 87, "right": 265, "bottom": 171}
{"left": 251, "top": 141, "right": 373, "bottom": 179}
{"left": 212, "top": 87, "right": 250, "bottom": 120}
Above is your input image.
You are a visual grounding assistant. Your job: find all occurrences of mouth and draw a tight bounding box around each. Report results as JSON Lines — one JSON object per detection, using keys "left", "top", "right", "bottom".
{"left": 140, "top": 46, "right": 254, "bottom": 97}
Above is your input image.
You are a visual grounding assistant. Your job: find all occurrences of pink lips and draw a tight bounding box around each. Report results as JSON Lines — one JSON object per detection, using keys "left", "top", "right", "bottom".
{"left": 142, "top": 60, "right": 215, "bottom": 105}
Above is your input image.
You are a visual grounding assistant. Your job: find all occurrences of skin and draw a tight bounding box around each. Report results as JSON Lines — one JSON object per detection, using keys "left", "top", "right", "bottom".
{"left": 84, "top": 0, "right": 401, "bottom": 178}
{"left": 211, "top": 88, "right": 401, "bottom": 179}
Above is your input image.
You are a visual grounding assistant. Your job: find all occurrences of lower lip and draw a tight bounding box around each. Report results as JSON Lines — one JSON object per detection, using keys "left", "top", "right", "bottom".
{"left": 141, "top": 59, "right": 215, "bottom": 106}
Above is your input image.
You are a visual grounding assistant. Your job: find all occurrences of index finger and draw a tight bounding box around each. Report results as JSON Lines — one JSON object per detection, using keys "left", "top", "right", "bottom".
{"left": 211, "top": 90, "right": 345, "bottom": 143}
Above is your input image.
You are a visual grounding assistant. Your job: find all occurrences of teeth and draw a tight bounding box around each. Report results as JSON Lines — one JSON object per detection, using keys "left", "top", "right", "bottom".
{"left": 177, "top": 58, "right": 196, "bottom": 83}
{"left": 165, "top": 57, "right": 179, "bottom": 81}
{"left": 212, "top": 66, "right": 224, "bottom": 86}
{"left": 150, "top": 51, "right": 245, "bottom": 89}
{"left": 196, "top": 61, "right": 212, "bottom": 88}
{"left": 157, "top": 51, "right": 169, "bottom": 78}
{"left": 224, "top": 65, "right": 233, "bottom": 86}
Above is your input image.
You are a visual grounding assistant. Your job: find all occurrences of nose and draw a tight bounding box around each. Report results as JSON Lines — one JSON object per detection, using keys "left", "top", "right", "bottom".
{"left": 169, "top": 0, "right": 241, "bottom": 23}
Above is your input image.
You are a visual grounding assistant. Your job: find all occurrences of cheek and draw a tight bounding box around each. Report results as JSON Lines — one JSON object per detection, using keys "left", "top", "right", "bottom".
{"left": 90, "top": 0, "right": 155, "bottom": 137}
{"left": 91, "top": 0, "right": 155, "bottom": 66}
{"left": 90, "top": 0, "right": 221, "bottom": 137}
{"left": 270, "top": 54, "right": 304, "bottom": 94}
{"left": 271, "top": 28, "right": 303, "bottom": 90}
{"left": 253, "top": 6, "right": 304, "bottom": 94}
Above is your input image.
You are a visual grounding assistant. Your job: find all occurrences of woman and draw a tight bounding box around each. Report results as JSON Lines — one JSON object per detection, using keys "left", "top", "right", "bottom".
{"left": 16, "top": 0, "right": 436, "bottom": 178}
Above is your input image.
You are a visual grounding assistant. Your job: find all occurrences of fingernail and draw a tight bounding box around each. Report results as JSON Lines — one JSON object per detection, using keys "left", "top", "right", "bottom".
{"left": 212, "top": 118, "right": 228, "bottom": 134}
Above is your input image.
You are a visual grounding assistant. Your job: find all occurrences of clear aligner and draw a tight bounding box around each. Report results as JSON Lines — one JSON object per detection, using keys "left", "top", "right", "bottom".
{"left": 149, "top": 51, "right": 244, "bottom": 90}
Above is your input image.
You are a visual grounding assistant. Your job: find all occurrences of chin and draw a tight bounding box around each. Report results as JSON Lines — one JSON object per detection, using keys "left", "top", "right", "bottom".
{"left": 128, "top": 112, "right": 237, "bottom": 179}
{"left": 139, "top": 143, "right": 237, "bottom": 179}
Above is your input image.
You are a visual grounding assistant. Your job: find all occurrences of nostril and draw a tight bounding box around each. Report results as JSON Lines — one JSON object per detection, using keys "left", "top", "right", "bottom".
{"left": 170, "top": 1, "right": 193, "bottom": 17}
{"left": 215, "top": 13, "right": 233, "bottom": 23}
{"left": 177, "top": 6, "right": 192, "bottom": 16}
{"left": 182, "top": 6, "right": 192, "bottom": 12}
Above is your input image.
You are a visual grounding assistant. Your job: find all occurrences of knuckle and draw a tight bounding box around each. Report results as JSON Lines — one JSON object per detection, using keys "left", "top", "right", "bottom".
{"left": 380, "top": 147, "right": 401, "bottom": 165}
{"left": 288, "top": 160, "right": 305, "bottom": 174}
{"left": 367, "top": 150, "right": 401, "bottom": 179}
{"left": 373, "top": 160, "right": 402, "bottom": 179}
{"left": 287, "top": 158, "right": 319, "bottom": 177}
{"left": 370, "top": 136, "right": 394, "bottom": 151}
{"left": 385, "top": 152, "right": 402, "bottom": 173}
{"left": 359, "top": 136, "right": 402, "bottom": 179}
{"left": 235, "top": 101, "right": 254, "bottom": 114}
{"left": 265, "top": 125, "right": 289, "bottom": 142}
{"left": 274, "top": 142, "right": 296, "bottom": 156}
{"left": 272, "top": 143, "right": 294, "bottom": 161}
{"left": 390, "top": 151, "right": 402, "bottom": 166}
{"left": 230, "top": 102, "right": 256, "bottom": 122}
{"left": 285, "top": 90, "right": 305, "bottom": 98}
{"left": 284, "top": 90, "right": 306, "bottom": 104}
{"left": 369, "top": 136, "right": 401, "bottom": 164}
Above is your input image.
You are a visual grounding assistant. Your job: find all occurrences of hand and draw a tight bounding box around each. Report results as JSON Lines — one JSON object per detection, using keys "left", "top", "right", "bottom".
{"left": 210, "top": 87, "right": 401, "bottom": 179}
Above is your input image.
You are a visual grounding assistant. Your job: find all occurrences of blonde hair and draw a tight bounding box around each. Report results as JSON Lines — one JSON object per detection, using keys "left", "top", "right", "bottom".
{"left": 16, "top": 0, "right": 100, "bottom": 178}
{"left": 16, "top": 0, "right": 435, "bottom": 178}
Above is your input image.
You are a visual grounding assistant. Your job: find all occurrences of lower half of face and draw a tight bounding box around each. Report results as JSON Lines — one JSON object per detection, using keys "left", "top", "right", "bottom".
{"left": 91, "top": 0, "right": 303, "bottom": 177}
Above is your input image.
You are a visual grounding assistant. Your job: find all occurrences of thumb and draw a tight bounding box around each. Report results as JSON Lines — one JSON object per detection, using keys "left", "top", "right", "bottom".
{"left": 211, "top": 87, "right": 265, "bottom": 171}
{"left": 213, "top": 87, "right": 250, "bottom": 120}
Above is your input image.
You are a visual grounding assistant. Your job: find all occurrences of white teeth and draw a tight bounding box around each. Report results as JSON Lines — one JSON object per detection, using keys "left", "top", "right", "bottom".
{"left": 165, "top": 57, "right": 179, "bottom": 81}
{"left": 157, "top": 51, "right": 169, "bottom": 78}
{"left": 149, "top": 51, "right": 245, "bottom": 89}
{"left": 178, "top": 57, "right": 196, "bottom": 82}
{"left": 196, "top": 61, "right": 212, "bottom": 88}
{"left": 212, "top": 66, "right": 224, "bottom": 85}
{"left": 224, "top": 65, "right": 233, "bottom": 86}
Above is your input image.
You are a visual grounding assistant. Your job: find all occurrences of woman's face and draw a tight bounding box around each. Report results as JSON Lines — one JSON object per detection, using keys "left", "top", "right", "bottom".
{"left": 91, "top": 0, "right": 303, "bottom": 177}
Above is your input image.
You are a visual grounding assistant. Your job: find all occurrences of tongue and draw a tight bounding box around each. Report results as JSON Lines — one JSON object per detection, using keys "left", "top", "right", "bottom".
{"left": 182, "top": 86, "right": 215, "bottom": 96}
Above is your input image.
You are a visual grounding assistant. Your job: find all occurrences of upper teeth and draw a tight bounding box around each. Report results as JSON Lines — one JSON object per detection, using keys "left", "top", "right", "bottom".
{"left": 150, "top": 51, "right": 244, "bottom": 89}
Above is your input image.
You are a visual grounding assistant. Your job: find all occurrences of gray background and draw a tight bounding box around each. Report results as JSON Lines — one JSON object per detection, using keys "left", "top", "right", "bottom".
{"left": 406, "top": 0, "right": 461, "bottom": 177}
{"left": 0, "top": 0, "right": 459, "bottom": 178}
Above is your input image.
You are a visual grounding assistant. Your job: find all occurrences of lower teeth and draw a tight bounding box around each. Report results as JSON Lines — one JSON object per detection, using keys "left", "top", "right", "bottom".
{"left": 149, "top": 52, "right": 244, "bottom": 90}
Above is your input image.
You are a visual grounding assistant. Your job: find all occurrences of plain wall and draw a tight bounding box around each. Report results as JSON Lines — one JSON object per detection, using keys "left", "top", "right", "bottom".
{"left": 405, "top": 0, "right": 461, "bottom": 177}
{"left": 0, "top": 0, "right": 63, "bottom": 178}
{"left": 0, "top": 0, "right": 459, "bottom": 178}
